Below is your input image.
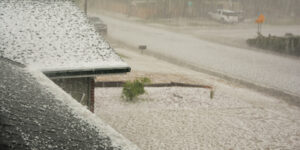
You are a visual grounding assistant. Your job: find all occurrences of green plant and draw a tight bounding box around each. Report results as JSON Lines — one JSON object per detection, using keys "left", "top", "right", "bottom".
{"left": 139, "top": 77, "right": 151, "bottom": 84}
{"left": 122, "top": 77, "right": 151, "bottom": 101}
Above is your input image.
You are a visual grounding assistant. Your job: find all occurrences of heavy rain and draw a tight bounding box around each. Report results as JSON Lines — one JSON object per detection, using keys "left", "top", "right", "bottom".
{"left": 1, "top": 0, "right": 300, "bottom": 150}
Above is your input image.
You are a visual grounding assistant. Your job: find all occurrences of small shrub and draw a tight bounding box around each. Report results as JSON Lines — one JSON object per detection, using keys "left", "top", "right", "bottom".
{"left": 122, "top": 77, "right": 151, "bottom": 101}
{"left": 140, "top": 77, "right": 151, "bottom": 84}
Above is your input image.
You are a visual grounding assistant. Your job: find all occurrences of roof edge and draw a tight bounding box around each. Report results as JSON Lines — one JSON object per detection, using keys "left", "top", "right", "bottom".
{"left": 44, "top": 67, "right": 131, "bottom": 78}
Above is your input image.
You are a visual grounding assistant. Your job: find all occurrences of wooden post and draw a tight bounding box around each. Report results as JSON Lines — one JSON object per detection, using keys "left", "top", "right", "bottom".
{"left": 90, "top": 78, "right": 95, "bottom": 113}
{"left": 138, "top": 45, "right": 147, "bottom": 54}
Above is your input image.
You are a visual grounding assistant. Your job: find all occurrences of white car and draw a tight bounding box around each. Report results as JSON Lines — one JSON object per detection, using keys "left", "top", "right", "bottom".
{"left": 208, "top": 9, "right": 239, "bottom": 24}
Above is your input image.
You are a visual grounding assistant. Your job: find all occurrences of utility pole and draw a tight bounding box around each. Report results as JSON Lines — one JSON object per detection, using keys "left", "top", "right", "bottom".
{"left": 84, "top": 0, "right": 87, "bottom": 15}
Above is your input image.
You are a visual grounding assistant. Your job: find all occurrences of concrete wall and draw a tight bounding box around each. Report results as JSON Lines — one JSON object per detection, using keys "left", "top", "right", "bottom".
{"left": 52, "top": 77, "right": 94, "bottom": 111}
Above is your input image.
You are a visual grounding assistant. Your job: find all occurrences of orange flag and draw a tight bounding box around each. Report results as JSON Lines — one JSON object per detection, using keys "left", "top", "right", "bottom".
{"left": 256, "top": 14, "right": 265, "bottom": 23}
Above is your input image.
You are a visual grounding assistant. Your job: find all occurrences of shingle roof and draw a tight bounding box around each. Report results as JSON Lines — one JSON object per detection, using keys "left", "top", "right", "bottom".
{"left": 0, "top": 58, "right": 139, "bottom": 150}
{"left": 0, "top": 0, "right": 129, "bottom": 76}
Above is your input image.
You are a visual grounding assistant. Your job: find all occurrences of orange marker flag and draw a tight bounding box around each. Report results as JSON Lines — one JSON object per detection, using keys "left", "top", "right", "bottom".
{"left": 256, "top": 14, "right": 265, "bottom": 24}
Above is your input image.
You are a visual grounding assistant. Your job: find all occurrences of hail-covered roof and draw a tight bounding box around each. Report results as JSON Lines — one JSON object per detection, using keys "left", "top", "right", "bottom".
{"left": 0, "top": 0, "right": 129, "bottom": 76}
{"left": 0, "top": 57, "right": 139, "bottom": 150}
